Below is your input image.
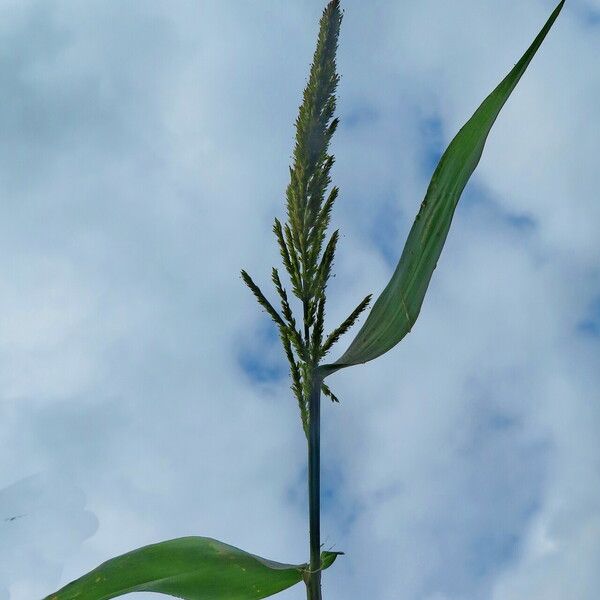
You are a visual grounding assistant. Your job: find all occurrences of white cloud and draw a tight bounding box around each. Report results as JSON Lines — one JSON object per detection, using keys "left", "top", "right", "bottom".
{"left": 0, "top": 1, "right": 598, "bottom": 599}
{"left": 0, "top": 474, "right": 98, "bottom": 599}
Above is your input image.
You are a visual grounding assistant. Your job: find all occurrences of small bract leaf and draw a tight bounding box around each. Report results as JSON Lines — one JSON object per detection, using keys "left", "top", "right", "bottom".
{"left": 43, "top": 536, "right": 341, "bottom": 600}
{"left": 320, "top": 550, "right": 344, "bottom": 570}
{"left": 321, "top": 0, "right": 565, "bottom": 378}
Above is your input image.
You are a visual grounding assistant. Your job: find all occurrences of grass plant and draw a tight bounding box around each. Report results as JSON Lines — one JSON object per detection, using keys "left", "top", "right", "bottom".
{"left": 44, "top": 2, "right": 565, "bottom": 599}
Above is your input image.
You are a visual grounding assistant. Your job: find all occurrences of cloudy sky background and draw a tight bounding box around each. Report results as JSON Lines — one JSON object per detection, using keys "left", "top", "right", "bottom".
{"left": 0, "top": 1, "right": 598, "bottom": 599}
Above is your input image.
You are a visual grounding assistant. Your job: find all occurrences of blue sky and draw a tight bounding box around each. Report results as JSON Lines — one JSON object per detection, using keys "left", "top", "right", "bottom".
{"left": 0, "top": 1, "right": 599, "bottom": 599}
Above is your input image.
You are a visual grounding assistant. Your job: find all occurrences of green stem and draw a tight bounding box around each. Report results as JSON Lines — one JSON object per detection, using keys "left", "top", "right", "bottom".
{"left": 306, "top": 369, "right": 322, "bottom": 600}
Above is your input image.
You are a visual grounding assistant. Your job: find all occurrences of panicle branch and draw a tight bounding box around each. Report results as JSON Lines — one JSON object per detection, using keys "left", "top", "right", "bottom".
{"left": 320, "top": 294, "right": 372, "bottom": 358}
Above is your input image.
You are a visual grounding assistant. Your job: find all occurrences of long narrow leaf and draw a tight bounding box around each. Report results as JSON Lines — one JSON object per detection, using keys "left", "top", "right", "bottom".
{"left": 321, "top": 0, "right": 565, "bottom": 377}
{"left": 43, "top": 536, "right": 341, "bottom": 600}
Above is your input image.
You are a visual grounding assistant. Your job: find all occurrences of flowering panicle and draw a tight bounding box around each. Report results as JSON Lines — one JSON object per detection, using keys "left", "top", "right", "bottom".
{"left": 241, "top": 0, "right": 370, "bottom": 435}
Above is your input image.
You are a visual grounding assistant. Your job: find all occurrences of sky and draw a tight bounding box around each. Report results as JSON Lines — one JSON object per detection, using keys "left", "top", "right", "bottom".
{"left": 0, "top": 1, "right": 598, "bottom": 599}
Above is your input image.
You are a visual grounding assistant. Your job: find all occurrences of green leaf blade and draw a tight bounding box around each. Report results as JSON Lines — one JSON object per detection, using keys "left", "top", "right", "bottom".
{"left": 43, "top": 536, "right": 341, "bottom": 600}
{"left": 321, "top": 0, "right": 565, "bottom": 377}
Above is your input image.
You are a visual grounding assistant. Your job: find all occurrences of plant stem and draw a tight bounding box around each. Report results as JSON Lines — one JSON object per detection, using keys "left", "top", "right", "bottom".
{"left": 306, "top": 369, "right": 322, "bottom": 600}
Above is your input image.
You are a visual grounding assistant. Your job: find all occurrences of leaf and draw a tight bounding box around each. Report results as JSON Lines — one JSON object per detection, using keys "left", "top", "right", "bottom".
{"left": 43, "top": 536, "right": 341, "bottom": 600}
{"left": 320, "top": 0, "right": 565, "bottom": 378}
